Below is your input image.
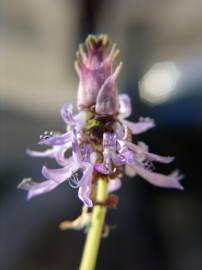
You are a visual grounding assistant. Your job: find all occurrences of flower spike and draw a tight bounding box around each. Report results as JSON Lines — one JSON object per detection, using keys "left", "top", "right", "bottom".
{"left": 19, "top": 33, "right": 184, "bottom": 232}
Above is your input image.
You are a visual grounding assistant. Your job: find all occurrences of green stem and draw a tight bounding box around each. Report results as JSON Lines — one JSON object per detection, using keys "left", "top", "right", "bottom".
{"left": 79, "top": 177, "right": 108, "bottom": 270}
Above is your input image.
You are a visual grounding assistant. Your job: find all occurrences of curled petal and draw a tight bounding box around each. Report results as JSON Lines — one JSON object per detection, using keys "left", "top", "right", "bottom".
{"left": 123, "top": 117, "right": 155, "bottom": 134}
{"left": 26, "top": 148, "right": 56, "bottom": 158}
{"left": 54, "top": 145, "right": 72, "bottom": 166}
{"left": 39, "top": 132, "right": 71, "bottom": 146}
{"left": 42, "top": 164, "right": 75, "bottom": 182}
{"left": 134, "top": 164, "right": 184, "bottom": 190}
{"left": 18, "top": 178, "right": 59, "bottom": 199}
{"left": 18, "top": 178, "right": 34, "bottom": 190}
{"left": 108, "top": 178, "right": 122, "bottom": 193}
{"left": 60, "top": 103, "right": 75, "bottom": 125}
{"left": 26, "top": 145, "right": 71, "bottom": 167}
{"left": 119, "top": 94, "right": 132, "bottom": 118}
{"left": 145, "top": 152, "right": 174, "bottom": 164}
{"left": 126, "top": 141, "right": 174, "bottom": 164}
{"left": 78, "top": 164, "right": 93, "bottom": 207}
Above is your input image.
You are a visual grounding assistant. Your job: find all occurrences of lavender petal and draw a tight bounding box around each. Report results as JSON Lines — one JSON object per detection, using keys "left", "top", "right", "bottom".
{"left": 124, "top": 118, "right": 155, "bottom": 134}
{"left": 18, "top": 178, "right": 59, "bottom": 199}
{"left": 145, "top": 152, "right": 175, "bottom": 164}
{"left": 42, "top": 165, "right": 75, "bottom": 182}
{"left": 54, "top": 145, "right": 72, "bottom": 166}
{"left": 134, "top": 164, "right": 184, "bottom": 190}
{"left": 39, "top": 132, "right": 72, "bottom": 146}
{"left": 126, "top": 141, "right": 174, "bottom": 164}
{"left": 78, "top": 164, "right": 93, "bottom": 207}
{"left": 26, "top": 148, "right": 55, "bottom": 158}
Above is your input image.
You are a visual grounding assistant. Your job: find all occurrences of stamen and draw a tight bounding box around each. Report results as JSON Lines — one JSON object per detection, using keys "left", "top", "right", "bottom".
{"left": 68, "top": 170, "right": 83, "bottom": 188}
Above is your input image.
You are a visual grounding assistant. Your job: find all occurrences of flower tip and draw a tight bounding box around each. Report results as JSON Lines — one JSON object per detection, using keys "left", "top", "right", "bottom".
{"left": 102, "top": 34, "right": 110, "bottom": 46}
{"left": 171, "top": 169, "right": 184, "bottom": 179}
{"left": 164, "top": 156, "right": 175, "bottom": 163}
{"left": 170, "top": 170, "right": 184, "bottom": 190}
{"left": 27, "top": 193, "right": 33, "bottom": 200}
{"left": 178, "top": 185, "right": 184, "bottom": 191}
{"left": 79, "top": 194, "right": 93, "bottom": 208}
{"left": 173, "top": 182, "right": 184, "bottom": 191}
{"left": 114, "top": 62, "right": 123, "bottom": 77}
{"left": 86, "top": 34, "right": 109, "bottom": 49}
{"left": 17, "top": 178, "right": 31, "bottom": 189}
{"left": 85, "top": 199, "right": 93, "bottom": 208}
{"left": 74, "top": 60, "right": 80, "bottom": 74}
{"left": 26, "top": 148, "right": 34, "bottom": 156}
{"left": 18, "top": 178, "right": 35, "bottom": 199}
{"left": 150, "top": 120, "right": 155, "bottom": 128}
{"left": 17, "top": 182, "right": 23, "bottom": 189}
{"left": 145, "top": 117, "right": 155, "bottom": 127}
{"left": 25, "top": 148, "right": 30, "bottom": 154}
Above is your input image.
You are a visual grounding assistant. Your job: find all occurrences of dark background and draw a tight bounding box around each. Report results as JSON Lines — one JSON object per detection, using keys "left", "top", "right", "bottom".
{"left": 1, "top": 0, "right": 202, "bottom": 269}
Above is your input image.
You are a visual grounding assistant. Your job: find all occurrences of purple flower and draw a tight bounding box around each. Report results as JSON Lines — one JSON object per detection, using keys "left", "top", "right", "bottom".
{"left": 19, "top": 128, "right": 94, "bottom": 207}
{"left": 18, "top": 34, "right": 183, "bottom": 208}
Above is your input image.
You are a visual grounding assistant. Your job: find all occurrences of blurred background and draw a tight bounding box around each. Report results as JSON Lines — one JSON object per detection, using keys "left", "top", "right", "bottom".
{"left": 0, "top": 0, "right": 202, "bottom": 269}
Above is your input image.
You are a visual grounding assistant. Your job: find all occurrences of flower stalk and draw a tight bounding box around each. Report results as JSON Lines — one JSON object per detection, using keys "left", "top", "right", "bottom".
{"left": 79, "top": 177, "right": 108, "bottom": 270}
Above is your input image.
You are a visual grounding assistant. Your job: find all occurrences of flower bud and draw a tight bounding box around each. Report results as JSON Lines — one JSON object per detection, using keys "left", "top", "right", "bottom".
{"left": 75, "top": 34, "right": 121, "bottom": 115}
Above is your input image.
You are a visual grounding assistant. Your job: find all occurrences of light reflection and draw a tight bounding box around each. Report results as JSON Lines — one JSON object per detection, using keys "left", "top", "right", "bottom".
{"left": 139, "top": 62, "right": 181, "bottom": 105}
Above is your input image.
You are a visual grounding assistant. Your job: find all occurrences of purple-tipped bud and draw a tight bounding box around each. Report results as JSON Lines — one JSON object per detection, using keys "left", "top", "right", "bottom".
{"left": 75, "top": 34, "right": 121, "bottom": 115}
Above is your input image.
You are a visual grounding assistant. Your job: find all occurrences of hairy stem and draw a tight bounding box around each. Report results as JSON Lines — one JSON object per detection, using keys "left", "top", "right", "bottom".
{"left": 79, "top": 177, "right": 108, "bottom": 270}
